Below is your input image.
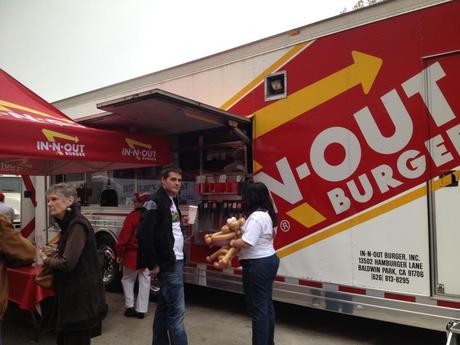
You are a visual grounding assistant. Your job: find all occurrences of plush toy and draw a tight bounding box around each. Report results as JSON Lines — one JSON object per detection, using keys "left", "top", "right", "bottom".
{"left": 204, "top": 216, "right": 245, "bottom": 269}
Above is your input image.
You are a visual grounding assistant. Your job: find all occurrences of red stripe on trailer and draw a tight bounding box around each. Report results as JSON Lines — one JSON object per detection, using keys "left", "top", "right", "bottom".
{"left": 21, "top": 175, "right": 36, "bottom": 207}
{"left": 437, "top": 300, "right": 460, "bottom": 309}
{"left": 275, "top": 276, "right": 285, "bottom": 282}
{"left": 338, "top": 286, "right": 366, "bottom": 295}
{"left": 87, "top": 212, "right": 128, "bottom": 216}
{"left": 384, "top": 292, "right": 416, "bottom": 302}
{"left": 21, "top": 218, "right": 35, "bottom": 238}
{"left": 207, "top": 265, "right": 223, "bottom": 272}
{"left": 299, "top": 280, "right": 323, "bottom": 288}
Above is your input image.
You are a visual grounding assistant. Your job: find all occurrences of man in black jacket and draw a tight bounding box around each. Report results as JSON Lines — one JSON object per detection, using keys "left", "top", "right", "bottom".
{"left": 137, "top": 164, "right": 188, "bottom": 345}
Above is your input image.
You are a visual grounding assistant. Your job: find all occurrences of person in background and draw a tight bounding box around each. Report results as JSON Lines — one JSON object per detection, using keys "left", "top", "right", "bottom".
{"left": 0, "top": 214, "right": 36, "bottom": 345}
{"left": 137, "top": 164, "right": 188, "bottom": 345}
{"left": 41, "top": 183, "right": 106, "bottom": 345}
{"left": 0, "top": 193, "right": 15, "bottom": 223}
{"left": 229, "top": 181, "right": 279, "bottom": 345}
{"left": 115, "top": 192, "right": 151, "bottom": 319}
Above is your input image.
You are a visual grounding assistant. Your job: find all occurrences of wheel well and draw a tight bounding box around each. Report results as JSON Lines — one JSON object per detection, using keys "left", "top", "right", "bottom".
{"left": 95, "top": 230, "right": 121, "bottom": 290}
{"left": 95, "top": 231, "right": 117, "bottom": 246}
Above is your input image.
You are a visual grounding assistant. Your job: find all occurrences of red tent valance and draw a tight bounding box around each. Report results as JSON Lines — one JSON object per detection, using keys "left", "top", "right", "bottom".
{"left": 0, "top": 69, "right": 171, "bottom": 175}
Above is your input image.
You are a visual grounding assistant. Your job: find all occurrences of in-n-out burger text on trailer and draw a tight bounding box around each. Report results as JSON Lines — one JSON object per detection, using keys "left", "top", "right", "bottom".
{"left": 122, "top": 138, "right": 157, "bottom": 161}
{"left": 257, "top": 62, "right": 459, "bottom": 216}
{"left": 326, "top": 62, "right": 458, "bottom": 215}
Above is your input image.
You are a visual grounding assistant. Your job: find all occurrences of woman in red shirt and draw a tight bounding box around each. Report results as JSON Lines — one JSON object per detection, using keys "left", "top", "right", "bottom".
{"left": 115, "top": 192, "right": 151, "bottom": 319}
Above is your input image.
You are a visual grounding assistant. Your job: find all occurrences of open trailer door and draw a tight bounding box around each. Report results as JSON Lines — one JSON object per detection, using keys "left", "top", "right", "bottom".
{"left": 79, "top": 88, "right": 251, "bottom": 144}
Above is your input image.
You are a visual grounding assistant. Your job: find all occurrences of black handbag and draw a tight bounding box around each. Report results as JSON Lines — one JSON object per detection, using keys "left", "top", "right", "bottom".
{"left": 4, "top": 255, "right": 34, "bottom": 268}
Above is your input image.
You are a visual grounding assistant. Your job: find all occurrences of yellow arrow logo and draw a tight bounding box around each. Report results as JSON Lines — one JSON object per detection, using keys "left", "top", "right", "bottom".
{"left": 42, "top": 129, "right": 79, "bottom": 143}
{"left": 286, "top": 202, "right": 326, "bottom": 229}
{"left": 253, "top": 160, "right": 263, "bottom": 173}
{"left": 125, "top": 138, "right": 152, "bottom": 150}
{"left": 254, "top": 50, "right": 383, "bottom": 138}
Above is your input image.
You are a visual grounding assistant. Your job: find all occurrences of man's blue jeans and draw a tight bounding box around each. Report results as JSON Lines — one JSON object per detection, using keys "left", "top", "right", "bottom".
{"left": 241, "top": 254, "right": 280, "bottom": 345}
{"left": 152, "top": 260, "right": 188, "bottom": 345}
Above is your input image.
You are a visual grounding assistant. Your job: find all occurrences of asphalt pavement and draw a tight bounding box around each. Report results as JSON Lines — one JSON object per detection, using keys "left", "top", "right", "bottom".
{"left": 3, "top": 285, "right": 448, "bottom": 345}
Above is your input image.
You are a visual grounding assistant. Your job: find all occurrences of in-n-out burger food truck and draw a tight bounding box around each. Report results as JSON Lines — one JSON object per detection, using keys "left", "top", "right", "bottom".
{"left": 9, "top": 0, "right": 460, "bottom": 333}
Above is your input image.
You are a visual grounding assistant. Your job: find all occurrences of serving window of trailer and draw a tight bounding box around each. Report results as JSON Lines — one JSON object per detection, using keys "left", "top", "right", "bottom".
{"left": 57, "top": 130, "right": 247, "bottom": 209}
{"left": 74, "top": 88, "right": 252, "bottom": 229}
{"left": 174, "top": 128, "right": 249, "bottom": 234}
{"left": 178, "top": 129, "right": 248, "bottom": 176}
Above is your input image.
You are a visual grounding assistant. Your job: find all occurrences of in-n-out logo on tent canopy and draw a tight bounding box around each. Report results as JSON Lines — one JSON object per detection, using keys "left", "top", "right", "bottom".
{"left": 122, "top": 138, "right": 157, "bottom": 161}
{"left": 36, "top": 129, "right": 86, "bottom": 157}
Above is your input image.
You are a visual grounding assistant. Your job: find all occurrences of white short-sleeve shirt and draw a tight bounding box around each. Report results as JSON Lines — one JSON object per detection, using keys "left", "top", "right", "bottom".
{"left": 239, "top": 210, "right": 275, "bottom": 260}
{"left": 170, "top": 197, "right": 184, "bottom": 260}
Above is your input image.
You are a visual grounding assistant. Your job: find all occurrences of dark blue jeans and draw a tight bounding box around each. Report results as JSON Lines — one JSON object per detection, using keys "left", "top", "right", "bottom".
{"left": 152, "top": 260, "right": 188, "bottom": 345}
{"left": 241, "top": 254, "right": 280, "bottom": 345}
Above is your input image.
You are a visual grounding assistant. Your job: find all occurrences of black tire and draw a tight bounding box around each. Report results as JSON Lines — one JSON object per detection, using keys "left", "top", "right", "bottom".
{"left": 96, "top": 233, "right": 121, "bottom": 291}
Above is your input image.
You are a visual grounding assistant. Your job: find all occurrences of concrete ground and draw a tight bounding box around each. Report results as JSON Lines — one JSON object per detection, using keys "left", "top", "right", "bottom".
{"left": 3, "top": 285, "right": 447, "bottom": 345}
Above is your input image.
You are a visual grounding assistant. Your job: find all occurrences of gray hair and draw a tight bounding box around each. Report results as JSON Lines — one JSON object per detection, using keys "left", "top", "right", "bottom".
{"left": 46, "top": 183, "right": 78, "bottom": 204}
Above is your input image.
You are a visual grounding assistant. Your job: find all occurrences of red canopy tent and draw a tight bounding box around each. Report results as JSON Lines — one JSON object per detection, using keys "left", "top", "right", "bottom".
{"left": 0, "top": 69, "right": 171, "bottom": 175}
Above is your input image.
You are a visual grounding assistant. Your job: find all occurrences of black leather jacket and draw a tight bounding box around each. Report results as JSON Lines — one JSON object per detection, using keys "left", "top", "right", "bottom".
{"left": 136, "top": 187, "right": 183, "bottom": 272}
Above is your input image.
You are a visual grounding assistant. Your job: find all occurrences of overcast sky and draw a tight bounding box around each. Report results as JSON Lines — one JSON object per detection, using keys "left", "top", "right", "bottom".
{"left": 0, "top": 0, "right": 359, "bottom": 102}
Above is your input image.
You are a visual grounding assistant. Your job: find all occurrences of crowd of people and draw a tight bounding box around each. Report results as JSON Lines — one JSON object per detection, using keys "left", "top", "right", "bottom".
{"left": 0, "top": 164, "right": 280, "bottom": 345}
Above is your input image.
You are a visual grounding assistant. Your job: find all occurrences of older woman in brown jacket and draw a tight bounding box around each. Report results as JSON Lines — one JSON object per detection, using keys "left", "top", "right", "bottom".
{"left": 42, "top": 183, "right": 106, "bottom": 345}
{"left": 0, "top": 213, "right": 36, "bottom": 343}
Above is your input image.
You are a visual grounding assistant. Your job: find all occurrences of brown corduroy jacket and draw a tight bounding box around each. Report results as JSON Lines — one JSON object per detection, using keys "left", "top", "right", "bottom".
{"left": 0, "top": 214, "right": 36, "bottom": 319}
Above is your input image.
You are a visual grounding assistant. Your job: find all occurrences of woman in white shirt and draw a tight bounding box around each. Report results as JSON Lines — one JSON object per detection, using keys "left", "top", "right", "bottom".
{"left": 230, "top": 182, "right": 279, "bottom": 345}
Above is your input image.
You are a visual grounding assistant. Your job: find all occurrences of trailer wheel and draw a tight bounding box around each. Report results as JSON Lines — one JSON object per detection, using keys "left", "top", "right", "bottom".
{"left": 96, "top": 234, "right": 120, "bottom": 291}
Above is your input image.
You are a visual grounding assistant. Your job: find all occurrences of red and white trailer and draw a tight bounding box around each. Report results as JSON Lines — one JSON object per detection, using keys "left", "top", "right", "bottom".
{"left": 48, "top": 0, "right": 460, "bottom": 331}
